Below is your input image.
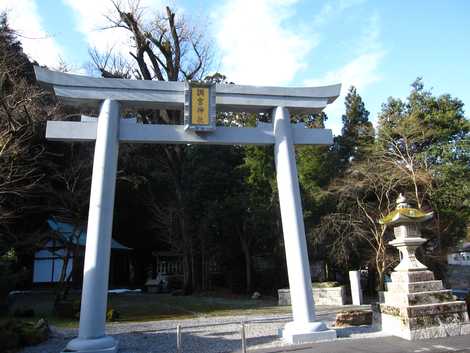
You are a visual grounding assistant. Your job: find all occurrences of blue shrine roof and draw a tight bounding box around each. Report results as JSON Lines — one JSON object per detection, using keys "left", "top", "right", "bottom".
{"left": 47, "top": 218, "right": 131, "bottom": 250}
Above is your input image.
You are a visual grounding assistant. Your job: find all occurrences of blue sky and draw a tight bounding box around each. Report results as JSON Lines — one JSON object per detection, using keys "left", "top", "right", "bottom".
{"left": 3, "top": 0, "right": 470, "bottom": 134}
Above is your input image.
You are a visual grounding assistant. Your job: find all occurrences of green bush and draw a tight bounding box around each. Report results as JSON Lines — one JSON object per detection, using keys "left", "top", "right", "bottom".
{"left": 0, "top": 319, "right": 21, "bottom": 352}
{"left": 0, "top": 249, "right": 19, "bottom": 312}
{"left": 106, "top": 308, "right": 120, "bottom": 322}
{"left": 0, "top": 318, "right": 49, "bottom": 352}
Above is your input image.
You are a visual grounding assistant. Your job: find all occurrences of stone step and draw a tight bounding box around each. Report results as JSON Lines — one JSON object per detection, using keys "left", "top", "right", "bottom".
{"left": 408, "top": 311, "right": 470, "bottom": 328}
{"left": 386, "top": 280, "right": 443, "bottom": 293}
{"left": 379, "top": 301, "right": 468, "bottom": 318}
{"left": 408, "top": 290, "right": 455, "bottom": 305}
{"left": 406, "top": 301, "right": 468, "bottom": 318}
{"left": 383, "top": 289, "right": 454, "bottom": 306}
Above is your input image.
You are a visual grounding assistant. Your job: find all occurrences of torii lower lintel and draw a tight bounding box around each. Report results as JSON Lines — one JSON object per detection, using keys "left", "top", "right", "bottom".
{"left": 45, "top": 120, "right": 333, "bottom": 145}
{"left": 36, "top": 67, "right": 341, "bottom": 353}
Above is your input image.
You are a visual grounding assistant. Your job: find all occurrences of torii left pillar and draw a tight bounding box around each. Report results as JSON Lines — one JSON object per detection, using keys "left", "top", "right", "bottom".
{"left": 64, "top": 99, "right": 120, "bottom": 353}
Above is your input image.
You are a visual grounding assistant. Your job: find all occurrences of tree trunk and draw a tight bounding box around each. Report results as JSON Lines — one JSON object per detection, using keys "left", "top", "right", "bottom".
{"left": 191, "top": 243, "right": 197, "bottom": 291}
{"left": 376, "top": 250, "right": 386, "bottom": 292}
{"left": 200, "top": 240, "right": 208, "bottom": 291}
{"left": 376, "top": 269, "right": 385, "bottom": 292}
{"left": 182, "top": 253, "right": 192, "bottom": 294}
{"left": 240, "top": 235, "right": 252, "bottom": 294}
{"left": 172, "top": 170, "right": 193, "bottom": 295}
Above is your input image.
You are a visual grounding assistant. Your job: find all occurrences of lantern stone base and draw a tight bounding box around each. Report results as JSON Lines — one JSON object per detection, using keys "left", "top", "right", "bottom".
{"left": 280, "top": 321, "right": 337, "bottom": 344}
{"left": 373, "top": 270, "right": 470, "bottom": 340}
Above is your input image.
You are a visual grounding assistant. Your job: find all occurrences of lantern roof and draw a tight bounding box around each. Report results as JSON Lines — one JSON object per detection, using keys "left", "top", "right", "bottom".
{"left": 379, "top": 194, "right": 433, "bottom": 225}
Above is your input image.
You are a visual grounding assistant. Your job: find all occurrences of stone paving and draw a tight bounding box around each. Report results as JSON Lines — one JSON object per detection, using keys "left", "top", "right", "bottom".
{"left": 251, "top": 335, "right": 470, "bottom": 353}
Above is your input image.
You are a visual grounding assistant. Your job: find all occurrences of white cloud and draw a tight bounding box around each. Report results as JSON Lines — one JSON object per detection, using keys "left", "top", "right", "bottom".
{"left": 313, "top": 0, "right": 366, "bottom": 27}
{"left": 62, "top": 0, "right": 163, "bottom": 57}
{"left": 306, "top": 13, "right": 385, "bottom": 135}
{"left": 308, "top": 51, "right": 384, "bottom": 134}
{"left": 212, "top": 0, "right": 316, "bottom": 86}
{"left": 307, "top": 51, "right": 384, "bottom": 93}
{"left": 3, "top": 0, "right": 63, "bottom": 67}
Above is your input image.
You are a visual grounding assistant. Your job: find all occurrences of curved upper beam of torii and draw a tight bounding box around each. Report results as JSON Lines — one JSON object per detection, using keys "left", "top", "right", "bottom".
{"left": 34, "top": 66, "right": 340, "bottom": 113}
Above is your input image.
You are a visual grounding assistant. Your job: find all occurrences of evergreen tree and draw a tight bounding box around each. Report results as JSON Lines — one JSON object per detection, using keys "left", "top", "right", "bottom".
{"left": 377, "top": 78, "right": 470, "bottom": 257}
{"left": 337, "top": 86, "right": 374, "bottom": 165}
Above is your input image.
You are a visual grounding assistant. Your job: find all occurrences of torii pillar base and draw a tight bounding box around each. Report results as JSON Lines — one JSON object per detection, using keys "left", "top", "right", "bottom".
{"left": 280, "top": 322, "right": 337, "bottom": 344}
{"left": 62, "top": 336, "right": 118, "bottom": 353}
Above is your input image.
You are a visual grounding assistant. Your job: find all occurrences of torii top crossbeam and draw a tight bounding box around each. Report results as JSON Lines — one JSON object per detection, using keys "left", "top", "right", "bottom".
{"left": 35, "top": 67, "right": 340, "bottom": 113}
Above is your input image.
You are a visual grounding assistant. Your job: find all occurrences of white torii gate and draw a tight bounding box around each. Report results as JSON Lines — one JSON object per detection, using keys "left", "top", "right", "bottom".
{"left": 35, "top": 67, "right": 341, "bottom": 353}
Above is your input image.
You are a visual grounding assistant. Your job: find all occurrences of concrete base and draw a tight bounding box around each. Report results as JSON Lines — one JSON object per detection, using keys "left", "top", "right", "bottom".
{"left": 62, "top": 336, "right": 118, "bottom": 353}
{"left": 374, "top": 269, "right": 470, "bottom": 341}
{"left": 278, "top": 286, "right": 346, "bottom": 306}
{"left": 280, "top": 321, "right": 337, "bottom": 344}
{"left": 379, "top": 312, "right": 470, "bottom": 340}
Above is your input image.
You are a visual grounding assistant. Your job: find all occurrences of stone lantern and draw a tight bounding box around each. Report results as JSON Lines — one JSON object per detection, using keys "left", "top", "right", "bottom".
{"left": 373, "top": 194, "right": 470, "bottom": 340}
{"left": 381, "top": 194, "right": 433, "bottom": 272}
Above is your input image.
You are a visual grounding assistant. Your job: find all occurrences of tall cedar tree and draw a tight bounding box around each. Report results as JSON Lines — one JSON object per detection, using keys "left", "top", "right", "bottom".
{"left": 337, "top": 86, "right": 374, "bottom": 166}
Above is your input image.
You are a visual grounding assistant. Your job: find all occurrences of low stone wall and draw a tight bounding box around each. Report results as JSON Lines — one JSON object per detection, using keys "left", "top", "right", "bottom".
{"left": 278, "top": 286, "right": 346, "bottom": 306}
{"left": 335, "top": 310, "right": 372, "bottom": 327}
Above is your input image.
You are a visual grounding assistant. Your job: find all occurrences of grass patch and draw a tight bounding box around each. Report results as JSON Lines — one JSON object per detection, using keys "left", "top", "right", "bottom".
{"left": 4, "top": 291, "right": 290, "bottom": 327}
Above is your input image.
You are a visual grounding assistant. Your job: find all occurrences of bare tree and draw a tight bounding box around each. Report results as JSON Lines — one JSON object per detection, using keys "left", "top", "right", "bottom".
{"left": 93, "top": 1, "right": 211, "bottom": 84}
{"left": 0, "top": 14, "right": 59, "bottom": 246}
{"left": 89, "top": 48, "right": 133, "bottom": 79}
{"left": 379, "top": 124, "right": 433, "bottom": 210}
{"left": 48, "top": 145, "right": 93, "bottom": 303}
{"left": 0, "top": 14, "right": 61, "bottom": 302}
{"left": 313, "top": 151, "right": 405, "bottom": 290}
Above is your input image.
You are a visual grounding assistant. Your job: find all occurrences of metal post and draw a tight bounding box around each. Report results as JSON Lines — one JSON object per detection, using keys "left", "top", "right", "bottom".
{"left": 240, "top": 322, "right": 246, "bottom": 353}
{"left": 63, "top": 99, "right": 120, "bottom": 353}
{"left": 176, "top": 324, "right": 182, "bottom": 353}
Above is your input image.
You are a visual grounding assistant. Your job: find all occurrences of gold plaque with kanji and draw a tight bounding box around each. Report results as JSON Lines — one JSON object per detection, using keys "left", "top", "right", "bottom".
{"left": 191, "top": 87, "right": 209, "bottom": 125}
{"left": 184, "top": 81, "right": 216, "bottom": 132}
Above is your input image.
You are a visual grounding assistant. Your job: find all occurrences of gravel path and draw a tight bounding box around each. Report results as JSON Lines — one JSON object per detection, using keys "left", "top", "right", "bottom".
{"left": 21, "top": 306, "right": 389, "bottom": 353}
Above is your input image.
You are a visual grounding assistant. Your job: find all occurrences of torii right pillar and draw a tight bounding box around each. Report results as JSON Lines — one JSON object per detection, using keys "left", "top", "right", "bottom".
{"left": 273, "top": 107, "right": 336, "bottom": 343}
{"left": 373, "top": 194, "right": 470, "bottom": 340}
